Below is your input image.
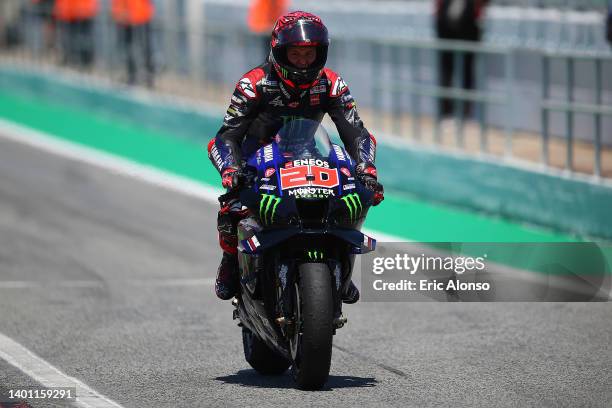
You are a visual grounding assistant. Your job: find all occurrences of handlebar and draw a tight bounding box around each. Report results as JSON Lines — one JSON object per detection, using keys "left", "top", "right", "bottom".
{"left": 217, "top": 167, "right": 257, "bottom": 204}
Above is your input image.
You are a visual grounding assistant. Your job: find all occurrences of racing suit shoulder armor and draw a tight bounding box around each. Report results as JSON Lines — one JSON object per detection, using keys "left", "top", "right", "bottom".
{"left": 236, "top": 67, "right": 266, "bottom": 100}
{"left": 323, "top": 67, "right": 348, "bottom": 98}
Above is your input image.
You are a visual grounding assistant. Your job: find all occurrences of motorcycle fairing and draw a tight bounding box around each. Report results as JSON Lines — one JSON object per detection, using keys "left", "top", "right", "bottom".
{"left": 238, "top": 228, "right": 376, "bottom": 255}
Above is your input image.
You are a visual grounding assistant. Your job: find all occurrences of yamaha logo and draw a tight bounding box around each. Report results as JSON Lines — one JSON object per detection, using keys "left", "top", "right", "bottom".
{"left": 333, "top": 145, "right": 346, "bottom": 161}
{"left": 210, "top": 145, "right": 223, "bottom": 170}
{"left": 263, "top": 145, "right": 274, "bottom": 162}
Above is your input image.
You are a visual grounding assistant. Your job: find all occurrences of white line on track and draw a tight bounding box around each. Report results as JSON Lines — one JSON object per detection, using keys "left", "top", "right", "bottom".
{"left": 0, "top": 118, "right": 223, "bottom": 203}
{"left": 0, "top": 333, "right": 124, "bottom": 408}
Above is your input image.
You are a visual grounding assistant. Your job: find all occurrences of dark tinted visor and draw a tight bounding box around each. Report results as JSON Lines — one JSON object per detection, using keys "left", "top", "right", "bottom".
{"left": 276, "top": 20, "right": 329, "bottom": 47}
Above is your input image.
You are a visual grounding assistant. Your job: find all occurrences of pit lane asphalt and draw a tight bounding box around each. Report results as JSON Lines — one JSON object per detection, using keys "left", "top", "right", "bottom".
{"left": 0, "top": 135, "right": 611, "bottom": 408}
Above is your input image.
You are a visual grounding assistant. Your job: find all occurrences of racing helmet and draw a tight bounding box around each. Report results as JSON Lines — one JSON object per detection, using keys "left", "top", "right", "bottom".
{"left": 270, "top": 11, "right": 329, "bottom": 91}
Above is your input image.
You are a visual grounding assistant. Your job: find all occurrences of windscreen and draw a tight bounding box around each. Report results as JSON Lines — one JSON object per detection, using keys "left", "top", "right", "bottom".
{"left": 275, "top": 119, "right": 331, "bottom": 160}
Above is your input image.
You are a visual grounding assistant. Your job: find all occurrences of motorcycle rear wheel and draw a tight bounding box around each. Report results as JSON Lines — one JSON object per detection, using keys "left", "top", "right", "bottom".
{"left": 242, "top": 326, "right": 291, "bottom": 375}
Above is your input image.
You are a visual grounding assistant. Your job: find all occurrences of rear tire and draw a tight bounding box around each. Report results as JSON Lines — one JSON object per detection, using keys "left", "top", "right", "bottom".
{"left": 291, "top": 263, "right": 334, "bottom": 390}
{"left": 242, "top": 327, "right": 291, "bottom": 375}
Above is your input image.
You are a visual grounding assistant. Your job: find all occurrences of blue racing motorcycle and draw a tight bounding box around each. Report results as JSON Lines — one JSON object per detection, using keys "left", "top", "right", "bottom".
{"left": 220, "top": 119, "right": 377, "bottom": 390}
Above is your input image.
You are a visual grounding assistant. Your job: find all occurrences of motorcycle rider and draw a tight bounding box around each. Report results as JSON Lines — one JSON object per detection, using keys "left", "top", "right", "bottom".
{"left": 208, "top": 11, "right": 384, "bottom": 301}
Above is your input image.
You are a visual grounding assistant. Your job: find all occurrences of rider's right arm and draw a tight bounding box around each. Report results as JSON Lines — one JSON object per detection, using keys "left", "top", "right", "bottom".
{"left": 211, "top": 68, "right": 264, "bottom": 174}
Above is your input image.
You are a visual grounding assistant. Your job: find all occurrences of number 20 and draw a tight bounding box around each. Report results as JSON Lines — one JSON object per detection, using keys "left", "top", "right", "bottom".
{"left": 279, "top": 165, "right": 339, "bottom": 189}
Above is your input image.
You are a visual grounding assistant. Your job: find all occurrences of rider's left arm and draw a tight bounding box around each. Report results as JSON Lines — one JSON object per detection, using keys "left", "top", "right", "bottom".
{"left": 326, "top": 82, "right": 376, "bottom": 168}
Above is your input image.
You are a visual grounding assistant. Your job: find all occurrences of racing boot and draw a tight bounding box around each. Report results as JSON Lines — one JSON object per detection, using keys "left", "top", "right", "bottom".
{"left": 342, "top": 280, "right": 360, "bottom": 304}
{"left": 215, "top": 252, "right": 239, "bottom": 300}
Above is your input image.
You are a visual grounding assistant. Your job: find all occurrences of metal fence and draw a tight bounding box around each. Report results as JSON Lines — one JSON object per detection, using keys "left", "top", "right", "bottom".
{"left": 369, "top": 38, "right": 515, "bottom": 153}
{"left": 388, "top": 0, "right": 608, "bottom": 10}
{"left": 541, "top": 51, "right": 612, "bottom": 177}
{"left": 364, "top": 36, "right": 612, "bottom": 179}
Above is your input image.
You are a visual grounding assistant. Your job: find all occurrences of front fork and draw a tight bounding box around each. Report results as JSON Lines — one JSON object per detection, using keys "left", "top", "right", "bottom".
{"left": 274, "top": 254, "right": 354, "bottom": 337}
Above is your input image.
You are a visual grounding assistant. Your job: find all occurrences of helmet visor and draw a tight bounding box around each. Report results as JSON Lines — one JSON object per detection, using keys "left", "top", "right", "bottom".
{"left": 275, "top": 20, "right": 329, "bottom": 47}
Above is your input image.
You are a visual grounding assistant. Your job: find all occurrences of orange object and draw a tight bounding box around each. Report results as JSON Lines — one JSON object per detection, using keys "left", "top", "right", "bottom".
{"left": 247, "top": 0, "right": 288, "bottom": 34}
{"left": 54, "top": 0, "right": 98, "bottom": 22}
{"left": 111, "top": 0, "right": 155, "bottom": 25}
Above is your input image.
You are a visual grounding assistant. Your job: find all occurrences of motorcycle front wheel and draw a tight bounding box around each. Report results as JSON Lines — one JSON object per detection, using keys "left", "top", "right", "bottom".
{"left": 290, "top": 262, "right": 334, "bottom": 390}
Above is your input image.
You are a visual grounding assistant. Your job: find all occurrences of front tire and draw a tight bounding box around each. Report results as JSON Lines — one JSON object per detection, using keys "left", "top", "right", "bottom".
{"left": 242, "top": 327, "right": 291, "bottom": 375}
{"left": 291, "top": 262, "right": 334, "bottom": 390}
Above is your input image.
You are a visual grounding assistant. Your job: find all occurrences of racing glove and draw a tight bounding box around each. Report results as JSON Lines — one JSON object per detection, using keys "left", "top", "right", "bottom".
{"left": 356, "top": 163, "right": 384, "bottom": 206}
{"left": 221, "top": 167, "right": 239, "bottom": 189}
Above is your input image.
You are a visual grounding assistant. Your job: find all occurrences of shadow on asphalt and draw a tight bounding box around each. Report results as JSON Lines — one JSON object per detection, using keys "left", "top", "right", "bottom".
{"left": 215, "top": 369, "right": 378, "bottom": 390}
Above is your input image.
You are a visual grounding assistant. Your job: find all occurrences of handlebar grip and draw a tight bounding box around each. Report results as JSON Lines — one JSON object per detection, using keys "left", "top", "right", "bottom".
{"left": 217, "top": 167, "right": 256, "bottom": 204}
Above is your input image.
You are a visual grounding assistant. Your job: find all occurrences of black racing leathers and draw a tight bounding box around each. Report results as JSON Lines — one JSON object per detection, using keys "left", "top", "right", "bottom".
{"left": 208, "top": 62, "right": 377, "bottom": 175}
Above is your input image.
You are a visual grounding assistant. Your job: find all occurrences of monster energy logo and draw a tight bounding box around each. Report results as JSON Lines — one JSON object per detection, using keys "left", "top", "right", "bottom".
{"left": 307, "top": 250, "right": 324, "bottom": 260}
{"left": 341, "top": 193, "right": 362, "bottom": 223}
{"left": 260, "top": 194, "right": 281, "bottom": 225}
